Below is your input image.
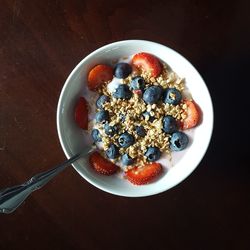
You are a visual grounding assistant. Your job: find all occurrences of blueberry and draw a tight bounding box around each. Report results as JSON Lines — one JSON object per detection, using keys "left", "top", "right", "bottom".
{"left": 143, "top": 86, "right": 162, "bottom": 104}
{"left": 162, "top": 115, "right": 178, "bottom": 134}
{"left": 135, "top": 125, "right": 146, "bottom": 137}
{"left": 95, "top": 110, "right": 109, "bottom": 123}
{"left": 113, "top": 84, "right": 132, "bottom": 99}
{"left": 142, "top": 111, "right": 155, "bottom": 122}
{"left": 121, "top": 154, "right": 134, "bottom": 166}
{"left": 91, "top": 129, "right": 102, "bottom": 142}
{"left": 114, "top": 62, "right": 132, "bottom": 79}
{"left": 170, "top": 132, "right": 189, "bottom": 151}
{"left": 104, "top": 124, "right": 118, "bottom": 136}
{"left": 105, "top": 144, "right": 120, "bottom": 159}
{"left": 130, "top": 76, "right": 145, "bottom": 91}
{"left": 145, "top": 147, "right": 161, "bottom": 162}
{"left": 163, "top": 88, "right": 182, "bottom": 105}
{"left": 96, "top": 95, "right": 110, "bottom": 109}
{"left": 119, "top": 113, "right": 126, "bottom": 122}
{"left": 118, "top": 132, "right": 135, "bottom": 148}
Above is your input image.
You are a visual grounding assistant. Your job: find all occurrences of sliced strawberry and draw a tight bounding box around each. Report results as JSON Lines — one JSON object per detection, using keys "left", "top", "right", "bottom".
{"left": 87, "top": 64, "right": 113, "bottom": 91}
{"left": 74, "top": 96, "right": 88, "bottom": 129}
{"left": 89, "top": 151, "right": 119, "bottom": 175}
{"left": 126, "top": 162, "right": 162, "bottom": 185}
{"left": 132, "top": 52, "right": 162, "bottom": 77}
{"left": 181, "top": 100, "right": 200, "bottom": 130}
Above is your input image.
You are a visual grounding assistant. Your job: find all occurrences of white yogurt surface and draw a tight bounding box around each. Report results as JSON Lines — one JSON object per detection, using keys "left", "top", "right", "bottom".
{"left": 107, "top": 77, "right": 122, "bottom": 93}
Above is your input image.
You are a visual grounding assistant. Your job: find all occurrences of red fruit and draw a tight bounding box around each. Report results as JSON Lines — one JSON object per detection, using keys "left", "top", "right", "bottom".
{"left": 181, "top": 100, "right": 200, "bottom": 130}
{"left": 126, "top": 162, "right": 162, "bottom": 185}
{"left": 87, "top": 64, "right": 113, "bottom": 91}
{"left": 132, "top": 52, "right": 162, "bottom": 77}
{"left": 89, "top": 151, "right": 119, "bottom": 175}
{"left": 74, "top": 97, "right": 88, "bottom": 130}
{"left": 133, "top": 89, "right": 142, "bottom": 95}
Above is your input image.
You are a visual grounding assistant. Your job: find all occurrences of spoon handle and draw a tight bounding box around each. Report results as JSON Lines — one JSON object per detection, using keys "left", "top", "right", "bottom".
{"left": 0, "top": 147, "right": 92, "bottom": 214}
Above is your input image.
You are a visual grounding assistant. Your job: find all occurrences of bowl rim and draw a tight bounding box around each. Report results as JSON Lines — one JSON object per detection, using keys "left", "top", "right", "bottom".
{"left": 56, "top": 39, "right": 214, "bottom": 197}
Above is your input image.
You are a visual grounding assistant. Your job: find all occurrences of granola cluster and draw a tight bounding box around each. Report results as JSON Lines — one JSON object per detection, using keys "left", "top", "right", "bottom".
{"left": 90, "top": 63, "right": 188, "bottom": 167}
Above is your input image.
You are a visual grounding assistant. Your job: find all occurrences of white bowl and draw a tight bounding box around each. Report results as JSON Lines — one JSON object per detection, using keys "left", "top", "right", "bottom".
{"left": 56, "top": 40, "right": 213, "bottom": 197}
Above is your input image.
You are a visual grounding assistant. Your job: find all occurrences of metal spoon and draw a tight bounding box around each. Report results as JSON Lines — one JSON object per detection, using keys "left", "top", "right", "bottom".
{"left": 0, "top": 146, "right": 94, "bottom": 214}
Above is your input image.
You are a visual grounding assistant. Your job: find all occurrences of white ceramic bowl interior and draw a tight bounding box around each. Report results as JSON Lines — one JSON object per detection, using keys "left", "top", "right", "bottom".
{"left": 57, "top": 40, "right": 213, "bottom": 197}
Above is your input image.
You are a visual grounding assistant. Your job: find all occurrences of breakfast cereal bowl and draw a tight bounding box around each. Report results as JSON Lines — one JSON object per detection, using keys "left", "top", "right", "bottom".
{"left": 56, "top": 40, "right": 213, "bottom": 197}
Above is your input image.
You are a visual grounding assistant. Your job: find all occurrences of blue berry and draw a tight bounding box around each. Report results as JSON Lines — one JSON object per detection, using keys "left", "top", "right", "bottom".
{"left": 95, "top": 110, "right": 109, "bottom": 123}
{"left": 114, "top": 62, "right": 132, "bottom": 79}
{"left": 130, "top": 76, "right": 145, "bottom": 91}
{"left": 119, "top": 113, "right": 126, "bottom": 122}
{"left": 121, "top": 154, "right": 134, "bottom": 166}
{"left": 142, "top": 111, "right": 155, "bottom": 122}
{"left": 143, "top": 86, "right": 162, "bottom": 104}
{"left": 145, "top": 147, "right": 161, "bottom": 162}
{"left": 113, "top": 84, "right": 132, "bottom": 99}
{"left": 91, "top": 129, "right": 102, "bottom": 142}
{"left": 162, "top": 115, "right": 178, "bottom": 134}
{"left": 170, "top": 132, "right": 189, "bottom": 151}
{"left": 118, "top": 132, "right": 135, "bottom": 148}
{"left": 105, "top": 144, "right": 120, "bottom": 159}
{"left": 104, "top": 124, "right": 118, "bottom": 136}
{"left": 163, "top": 88, "right": 182, "bottom": 105}
{"left": 135, "top": 125, "right": 146, "bottom": 137}
{"left": 96, "top": 95, "right": 110, "bottom": 109}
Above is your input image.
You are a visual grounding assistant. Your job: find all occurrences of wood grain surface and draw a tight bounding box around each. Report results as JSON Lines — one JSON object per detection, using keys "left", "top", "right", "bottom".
{"left": 1, "top": 0, "right": 250, "bottom": 249}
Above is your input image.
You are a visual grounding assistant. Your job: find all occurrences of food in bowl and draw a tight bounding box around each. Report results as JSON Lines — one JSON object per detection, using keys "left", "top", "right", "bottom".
{"left": 74, "top": 52, "right": 200, "bottom": 185}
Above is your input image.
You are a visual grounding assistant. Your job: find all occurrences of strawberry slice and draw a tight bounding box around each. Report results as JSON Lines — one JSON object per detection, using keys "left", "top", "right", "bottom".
{"left": 89, "top": 151, "right": 119, "bottom": 175}
{"left": 132, "top": 52, "right": 162, "bottom": 77}
{"left": 126, "top": 162, "right": 162, "bottom": 185}
{"left": 74, "top": 96, "right": 88, "bottom": 130}
{"left": 181, "top": 100, "right": 200, "bottom": 130}
{"left": 87, "top": 64, "right": 113, "bottom": 91}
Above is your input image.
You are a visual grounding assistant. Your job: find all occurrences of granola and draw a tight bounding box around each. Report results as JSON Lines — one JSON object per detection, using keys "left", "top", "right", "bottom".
{"left": 90, "top": 59, "right": 190, "bottom": 168}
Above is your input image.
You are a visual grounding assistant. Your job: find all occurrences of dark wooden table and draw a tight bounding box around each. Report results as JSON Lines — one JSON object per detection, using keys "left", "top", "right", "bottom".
{"left": 1, "top": 1, "right": 250, "bottom": 249}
